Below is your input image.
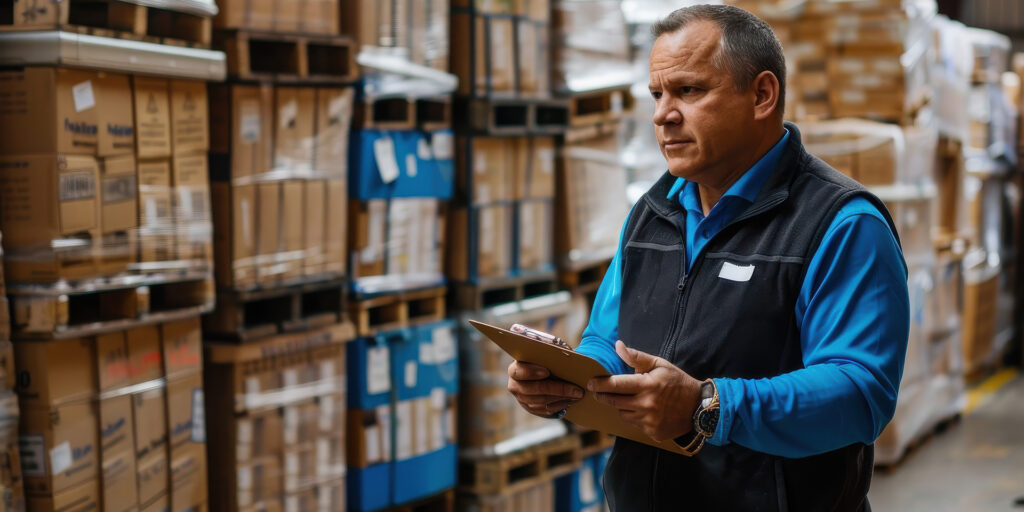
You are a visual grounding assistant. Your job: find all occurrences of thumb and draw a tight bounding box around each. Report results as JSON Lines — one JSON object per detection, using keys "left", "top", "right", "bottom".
{"left": 615, "top": 340, "right": 660, "bottom": 373}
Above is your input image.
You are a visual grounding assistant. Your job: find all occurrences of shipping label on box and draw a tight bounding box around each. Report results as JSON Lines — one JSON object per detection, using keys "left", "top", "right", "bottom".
{"left": 0, "top": 67, "right": 99, "bottom": 155}
{"left": 14, "top": 338, "right": 96, "bottom": 409}
{"left": 95, "top": 72, "right": 136, "bottom": 157}
{"left": 132, "top": 77, "right": 172, "bottom": 159}
{"left": 100, "top": 155, "right": 139, "bottom": 234}
{"left": 19, "top": 402, "right": 99, "bottom": 496}
{"left": 273, "top": 88, "right": 315, "bottom": 174}
{"left": 170, "top": 80, "right": 210, "bottom": 155}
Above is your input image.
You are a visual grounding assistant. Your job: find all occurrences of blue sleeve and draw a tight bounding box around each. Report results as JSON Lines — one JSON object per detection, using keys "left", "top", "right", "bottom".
{"left": 709, "top": 197, "right": 909, "bottom": 457}
{"left": 574, "top": 210, "right": 633, "bottom": 376}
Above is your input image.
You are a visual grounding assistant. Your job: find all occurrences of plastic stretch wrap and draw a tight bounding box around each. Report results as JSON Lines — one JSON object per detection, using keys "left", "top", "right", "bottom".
{"left": 208, "top": 84, "right": 355, "bottom": 290}
{"left": 553, "top": 0, "right": 633, "bottom": 93}
{"left": 12, "top": 318, "right": 206, "bottom": 511}
{"left": 350, "top": 198, "right": 446, "bottom": 295}
{"left": 0, "top": 69, "right": 214, "bottom": 285}
{"left": 216, "top": 0, "right": 335, "bottom": 33}
{"left": 204, "top": 325, "right": 349, "bottom": 512}
{"left": 558, "top": 132, "right": 631, "bottom": 268}
{"left": 457, "top": 292, "right": 589, "bottom": 456}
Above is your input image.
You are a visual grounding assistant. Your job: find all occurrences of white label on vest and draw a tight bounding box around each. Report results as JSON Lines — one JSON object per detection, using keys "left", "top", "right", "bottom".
{"left": 719, "top": 262, "right": 754, "bottom": 282}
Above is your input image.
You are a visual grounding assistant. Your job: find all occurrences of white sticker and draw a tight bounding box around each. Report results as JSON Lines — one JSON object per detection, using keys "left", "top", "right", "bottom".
{"left": 406, "top": 153, "right": 418, "bottom": 178}
{"left": 539, "top": 149, "right": 554, "bottom": 174}
{"left": 286, "top": 495, "right": 299, "bottom": 512}
{"left": 319, "top": 395, "right": 335, "bottom": 432}
{"left": 718, "top": 262, "right": 755, "bottom": 282}
{"left": 432, "top": 327, "right": 455, "bottom": 364}
{"left": 280, "top": 100, "right": 298, "bottom": 128}
{"left": 373, "top": 137, "right": 400, "bottom": 184}
{"left": 432, "top": 132, "right": 453, "bottom": 160}
{"left": 419, "top": 341, "right": 435, "bottom": 365}
{"left": 18, "top": 435, "right": 45, "bottom": 477}
{"left": 367, "top": 345, "right": 391, "bottom": 395}
{"left": 236, "top": 421, "right": 252, "bottom": 462}
{"left": 417, "top": 138, "right": 432, "bottom": 160}
{"left": 404, "top": 360, "right": 418, "bottom": 389}
{"left": 365, "top": 425, "right": 381, "bottom": 464}
{"left": 191, "top": 388, "right": 206, "bottom": 443}
{"left": 430, "top": 388, "right": 446, "bottom": 410}
{"left": 245, "top": 377, "right": 260, "bottom": 399}
{"left": 237, "top": 465, "right": 253, "bottom": 489}
{"left": 579, "top": 464, "right": 597, "bottom": 503}
{"left": 240, "top": 111, "right": 261, "bottom": 143}
{"left": 474, "top": 152, "right": 487, "bottom": 174}
{"left": 72, "top": 81, "right": 95, "bottom": 112}
{"left": 395, "top": 401, "right": 413, "bottom": 461}
{"left": 50, "top": 441, "right": 73, "bottom": 475}
{"left": 610, "top": 91, "right": 623, "bottom": 115}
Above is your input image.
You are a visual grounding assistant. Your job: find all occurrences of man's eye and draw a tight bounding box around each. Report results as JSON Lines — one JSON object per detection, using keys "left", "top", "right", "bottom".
{"left": 681, "top": 86, "right": 699, "bottom": 94}
{"left": 650, "top": 91, "right": 662, "bottom": 100}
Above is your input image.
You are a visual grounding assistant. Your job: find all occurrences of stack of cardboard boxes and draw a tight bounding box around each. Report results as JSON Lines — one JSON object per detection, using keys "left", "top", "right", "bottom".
{"left": 12, "top": 318, "right": 207, "bottom": 511}
{"left": 216, "top": 0, "right": 339, "bottom": 34}
{"left": 203, "top": 324, "right": 350, "bottom": 511}
{"left": 347, "top": 321, "right": 459, "bottom": 511}
{"left": 342, "top": 0, "right": 451, "bottom": 74}
{"left": 0, "top": 251, "right": 23, "bottom": 512}
{"left": 0, "top": 68, "right": 213, "bottom": 283}
{"left": 209, "top": 84, "right": 354, "bottom": 289}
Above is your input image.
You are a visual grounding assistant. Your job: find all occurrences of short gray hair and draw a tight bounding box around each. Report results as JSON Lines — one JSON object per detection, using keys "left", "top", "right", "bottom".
{"left": 651, "top": 4, "right": 786, "bottom": 114}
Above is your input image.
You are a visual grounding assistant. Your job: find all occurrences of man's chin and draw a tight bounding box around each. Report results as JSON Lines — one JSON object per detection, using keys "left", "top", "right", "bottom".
{"left": 666, "top": 164, "right": 697, "bottom": 179}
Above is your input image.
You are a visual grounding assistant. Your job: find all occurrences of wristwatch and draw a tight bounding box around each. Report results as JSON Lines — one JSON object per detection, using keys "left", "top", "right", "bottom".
{"left": 692, "top": 380, "right": 720, "bottom": 438}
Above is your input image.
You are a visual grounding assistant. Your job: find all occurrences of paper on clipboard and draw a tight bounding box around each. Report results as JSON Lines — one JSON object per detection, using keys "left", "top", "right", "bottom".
{"left": 468, "top": 320, "right": 692, "bottom": 456}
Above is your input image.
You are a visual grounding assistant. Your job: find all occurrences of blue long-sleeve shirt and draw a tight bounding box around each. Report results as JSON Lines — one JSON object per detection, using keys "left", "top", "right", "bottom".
{"left": 576, "top": 131, "right": 910, "bottom": 458}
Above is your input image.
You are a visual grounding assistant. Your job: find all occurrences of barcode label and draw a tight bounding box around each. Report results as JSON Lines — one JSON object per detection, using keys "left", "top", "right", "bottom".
{"left": 59, "top": 171, "right": 97, "bottom": 202}
{"left": 18, "top": 435, "right": 46, "bottom": 477}
{"left": 103, "top": 175, "right": 137, "bottom": 203}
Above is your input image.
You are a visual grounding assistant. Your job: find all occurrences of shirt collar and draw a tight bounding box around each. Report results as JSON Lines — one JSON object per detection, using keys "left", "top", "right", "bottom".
{"left": 666, "top": 129, "right": 791, "bottom": 211}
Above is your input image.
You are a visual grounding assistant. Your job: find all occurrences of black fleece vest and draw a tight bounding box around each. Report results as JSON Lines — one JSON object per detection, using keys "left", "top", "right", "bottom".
{"left": 603, "top": 124, "right": 900, "bottom": 511}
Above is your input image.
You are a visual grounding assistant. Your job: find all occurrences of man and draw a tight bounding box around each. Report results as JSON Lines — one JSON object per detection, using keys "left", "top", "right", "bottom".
{"left": 506, "top": 5, "right": 909, "bottom": 511}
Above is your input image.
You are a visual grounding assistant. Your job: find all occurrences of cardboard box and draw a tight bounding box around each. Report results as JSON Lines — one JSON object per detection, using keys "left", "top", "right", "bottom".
{"left": 516, "top": 19, "right": 550, "bottom": 97}
{"left": 25, "top": 478, "right": 100, "bottom": 512}
{"left": 514, "top": 0, "right": 549, "bottom": 21}
{"left": 127, "top": 325, "right": 164, "bottom": 385}
{"left": 341, "top": 0, "right": 409, "bottom": 50}
{"left": 170, "top": 154, "right": 212, "bottom": 262}
{"left": 169, "top": 80, "right": 209, "bottom": 155}
{"left": 235, "top": 457, "right": 281, "bottom": 509}
{"left": 518, "top": 200, "right": 553, "bottom": 272}
{"left": 513, "top": 138, "right": 555, "bottom": 200}
{"left": 95, "top": 73, "right": 136, "bottom": 157}
{"left": 139, "top": 493, "right": 168, "bottom": 512}
{"left": 280, "top": 180, "right": 305, "bottom": 280}
{"left": 169, "top": 443, "right": 206, "bottom": 512}
{"left": 312, "top": 88, "right": 354, "bottom": 176}
{"left": 303, "top": 180, "right": 327, "bottom": 276}
{"left": 557, "top": 133, "right": 629, "bottom": 266}
{"left": 0, "top": 342, "right": 16, "bottom": 393}
{"left": 99, "top": 154, "right": 139, "bottom": 275}
{"left": 166, "top": 372, "right": 204, "bottom": 455}
{"left": 324, "top": 179, "right": 347, "bottom": 276}
{"left": 14, "top": 338, "right": 96, "bottom": 409}
{"left": 453, "top": 14, "right": 516, "bottom": 96}
{"left": 457, "top": 137, "right": 513, "bottom": 204}
{"left": 99, "top": 395, "right": 139, "bottom": 512}
{"left": 212, "top": 183, "right": 256, "bottom": 288}
{"left": 256, "top": 182, "right": 281, "bottom": 284}
{"left": 96, "top": 331, "right": 131, "bottom": 392}
{"left": 0, "top": 67, "right": 99, "bottom": 155}
{"left": 214, "top": 0, "right": 272, "bottom": 30}
{"left": 234, "top": 410, "right": 283, "bottom": 464}
{"left": 0, "top": 154, "right": 100, "bottom": 283}
{"left": 209, "top": 84, "right": 274, "bottom": 181}
{"left": 137, "top": 159, "right": 175, "bottom": 264}
{"left": 273, "top": 88, "right": 315, "bottom": 173}
{"left": 161, "top": 319, "right": 202, "bottom": 378}
{"left": 19, "top": 402, "right": 99, "bottom": 496}
{"left": 300, "top": 0, "right": 339, "bottom": 34}
{"left": 348, "top": 200, "right": 387, "bottom": 280}
{"left": 447, "top": 205, "right": 513, "bottom": 280}
{"left": 132, "top": 77, "right": 172, "bottom": 159}
{"left": 136, "top": 450, "right": 168, "bottom": 508}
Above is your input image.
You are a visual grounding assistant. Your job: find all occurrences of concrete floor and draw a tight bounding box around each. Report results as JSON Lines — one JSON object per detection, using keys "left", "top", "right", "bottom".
{"left": 869, "top": 374, "right": 1024, "bottom": 511}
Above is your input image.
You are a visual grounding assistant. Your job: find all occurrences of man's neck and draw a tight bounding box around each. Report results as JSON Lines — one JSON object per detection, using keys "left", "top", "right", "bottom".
{"left": 695, "top": 124, "right": 785, "bottom": 216}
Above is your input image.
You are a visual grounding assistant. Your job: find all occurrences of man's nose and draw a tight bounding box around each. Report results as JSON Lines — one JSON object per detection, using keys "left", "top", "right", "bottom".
{"left": 653, "top": 100, "right": 681, "bottom": 126}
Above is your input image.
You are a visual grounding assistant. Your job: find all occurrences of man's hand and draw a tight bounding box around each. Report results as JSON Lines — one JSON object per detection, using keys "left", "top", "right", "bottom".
{"left": 588, "top": 341, "right": 703, "bottom": 442}
{"left": 507, "top": 361, "right": 584, "bottom": 418}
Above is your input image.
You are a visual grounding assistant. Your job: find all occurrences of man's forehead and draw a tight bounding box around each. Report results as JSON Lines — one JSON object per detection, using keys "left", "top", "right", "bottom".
{"left": 649, "top": 21, "right": 721, "bottom": 72}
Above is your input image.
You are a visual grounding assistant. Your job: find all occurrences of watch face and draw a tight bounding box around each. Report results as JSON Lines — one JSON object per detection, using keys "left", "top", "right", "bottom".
{"left": 698, "top": 408, "right": 719, "bottom": 434}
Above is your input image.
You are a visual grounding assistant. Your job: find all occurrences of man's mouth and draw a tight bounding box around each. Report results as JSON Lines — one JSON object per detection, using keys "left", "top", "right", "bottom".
{"left": 663, "top": 139, "right": 692, "bottom": 150}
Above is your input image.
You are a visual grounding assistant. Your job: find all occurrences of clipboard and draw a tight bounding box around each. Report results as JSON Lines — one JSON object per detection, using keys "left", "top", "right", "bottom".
{"left": 468, "top": 320, "right": 692, "bottom": 456}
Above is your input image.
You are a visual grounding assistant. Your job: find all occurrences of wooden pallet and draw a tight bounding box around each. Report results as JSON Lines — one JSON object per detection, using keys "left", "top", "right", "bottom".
{"left": 2, "top": 0, "right": 212, "bottom": 47}
{"left": 455, "top": 97, "right": 569, "bottom": 135}
{"left": 562, "top": 119, "right": 621, "bottom": 144}
{"left": 358, "top": 95, "right": 452, "bottom": 131}
{"left": 203, "top": 277, "right": 346, "bottom": 342}
{"left": 451, "top": 272, "right": 559, "bottom": 311}
{"left": 576, "top": 429, "right": 615, "bottom": 458}
{"left": 386, "top": 489, "right": 455, "bottom": 512}
{"left": 216, "top": 29, "right": 357, "bottom": 83}
{"left": 9, "top": 271, "right": 213, "bottom": 339}
{"left": 459, "top": 434, "right": 581, "bottom": 496}
{"left": 559, "top": 258, "right": 612, "bottom": 295}
{"left": 567, "top": 87, "right": 634, "bottom": 127}
{"left": 350, "top": 286, "right": 447, "bottom": 337}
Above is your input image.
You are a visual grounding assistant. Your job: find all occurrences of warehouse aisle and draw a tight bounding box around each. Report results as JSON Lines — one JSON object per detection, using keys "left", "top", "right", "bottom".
{"left": 869, "top": 373, "right": 1024, "bottom": 511}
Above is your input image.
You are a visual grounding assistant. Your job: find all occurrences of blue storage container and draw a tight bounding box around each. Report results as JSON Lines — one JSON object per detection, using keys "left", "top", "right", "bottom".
{"left": 556, "top": 453, "right": 606, "bottom": 512}
{"left": 348, "top": 464, "right": 391, "bottom": 512}
{"left": 350, "top": 129, "right": 454, "bottom": 200}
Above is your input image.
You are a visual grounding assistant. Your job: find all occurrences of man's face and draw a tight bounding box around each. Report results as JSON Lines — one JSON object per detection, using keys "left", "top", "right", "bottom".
{"left": 649, "top": 21, "right": 759, "bottom": 181}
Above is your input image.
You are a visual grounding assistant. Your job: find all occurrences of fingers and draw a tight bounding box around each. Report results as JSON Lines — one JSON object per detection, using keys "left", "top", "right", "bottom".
{"left": 593, "top": 391, "right": 639, "bottom": 412}
{"left": 615, "top": 340, "right": 661, "bottom": 373}
{"left": 508, "top": 377, "right": 584, "bottom": 400}
{"left": 523, "top": 399, "right": 575, "bottom": 417}
{"left": 508, "top": 361, "right": 551, "bottom": 381}
{"left": 588, "top": 374, "right": 646, "bottom": 395}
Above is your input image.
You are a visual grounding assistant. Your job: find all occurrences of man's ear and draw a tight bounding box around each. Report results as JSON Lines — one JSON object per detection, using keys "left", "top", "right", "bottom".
{"left": 751, "top": 70, "right": 781, "bottom": 121}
